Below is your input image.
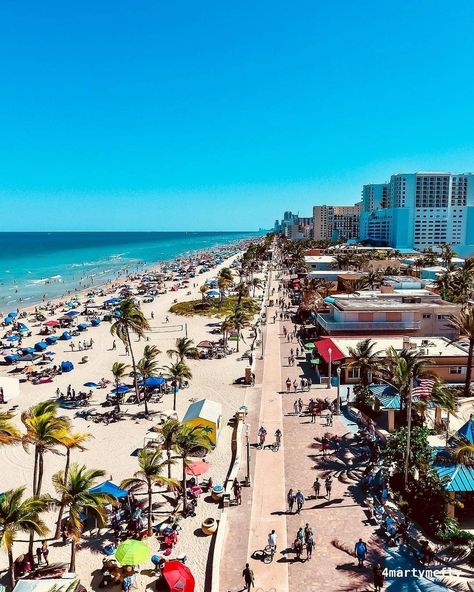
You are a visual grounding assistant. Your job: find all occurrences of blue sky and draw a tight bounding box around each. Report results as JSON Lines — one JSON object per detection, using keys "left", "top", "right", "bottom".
{"left": 1, "top": 0, "right": 474, "bottom": 231}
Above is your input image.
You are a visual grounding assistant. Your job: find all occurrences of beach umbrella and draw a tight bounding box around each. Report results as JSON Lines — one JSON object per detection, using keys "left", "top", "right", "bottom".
{"left": 6, "top": 335, "right": 20, "bottom": 342}
{"left": 139, "top": 377, "right": 165, "bottom": 388}
{"left": 89, "top": 480, "right": 128, "bottom": 499}
{"left": 7, "top": 312, "right": 17, "bottom": 318}
{"left": 185, "top": 461, "right": 209, "bottom": 477}
{"left": 304, "top": 343, "right": 315, "bottom": 350}
{"left": 111, "top": 385, "right": 130, "bottom": 395}
{"left": 162, "top": 560, "right": 195, "bottom": 592}
{"left": 115, "top": 539, "right": 150, "bottom": 566}
{"left": 84, "top": 382, "right": 99, "bottom": 388}
{"left": 44, "top": 320, "right": 60, "bottom": 327}
{"left": 65, "top": 311, "right": 80, "bottom": 317}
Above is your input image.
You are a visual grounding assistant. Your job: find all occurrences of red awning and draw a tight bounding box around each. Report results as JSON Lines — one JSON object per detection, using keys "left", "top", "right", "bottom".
{"left": 315, "top": 338, "right": 345, "bottom": 364}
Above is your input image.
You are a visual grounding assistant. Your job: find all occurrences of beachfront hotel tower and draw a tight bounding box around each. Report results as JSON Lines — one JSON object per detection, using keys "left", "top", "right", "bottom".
{"left": 313, "top": 203, "right": 362, "bottom": 241}
{"left": 359, "top": 172, "right": 474, "bottom": 256}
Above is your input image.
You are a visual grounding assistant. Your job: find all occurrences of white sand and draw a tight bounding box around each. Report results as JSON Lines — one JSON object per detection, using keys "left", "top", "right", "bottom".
{"left": 0, "top": 251, "right": 264, "bottom": 591}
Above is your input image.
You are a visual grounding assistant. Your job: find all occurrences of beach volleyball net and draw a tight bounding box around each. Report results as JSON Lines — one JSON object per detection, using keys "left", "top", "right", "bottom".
{"left": 150, "top": 324, "right": 185, "bottom": 333}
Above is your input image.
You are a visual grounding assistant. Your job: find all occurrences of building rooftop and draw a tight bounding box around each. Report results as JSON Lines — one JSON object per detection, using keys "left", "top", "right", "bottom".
{"left": 304, "top": 255, "right": 336, "bottom": 264}
{"left": 330, "top": 336, "right": 467, "bottom": 359}
{"left": 331, "top": 291, "right": 454, "bottom": 310}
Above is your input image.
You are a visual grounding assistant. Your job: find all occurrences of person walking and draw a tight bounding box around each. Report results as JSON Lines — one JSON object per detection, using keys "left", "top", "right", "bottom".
{"left": 306, "top": 534, "right": 314, "bottom": 560}
{"left": 233, "top": 478, "right": 242, "bottom": 505}
{"left": 293, "top": 400, "right": 299, "bottom": 415}
{"left": 355, "top": 538, "right": 368, "bottom": 567}
{"left": 242, "top": 563, "right": 255, "bottom": 590}
{"left": 304, "top": 523, "right": 314, "bottom": 543}
{"left": 287, "top": 488, "right": 295, "bottom": 513}
{"left": 325, "top": 475, "right": 333, "bottom": 500}
{"left": 286, "top": 377, "right": 291, "bottom": 392}
{"left": 293, "top": 380, "right": 298, "bottom": 393}
{"left": 373, "top": 563, "right": 384, "bottom": 591}
{"left": 313, "top": 478, "right": 321, "bottom": 499}
{"left": 41, "top": 541, "right": 49, "bottom": 566}
{"left": 321, "top": 435, "right": 329, "bottom": 457}
{"left": 268, "top": 530, "right": 278, "bottom": 552}
{"left": 295, "top": 489, "right": 305, "bottom": 514}
{"left": 298, "top": 398, "right": 303, "bottom": 413}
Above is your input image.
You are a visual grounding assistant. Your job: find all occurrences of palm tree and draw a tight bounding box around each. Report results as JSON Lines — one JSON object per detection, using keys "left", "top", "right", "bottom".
{"left": 162, "top": 361, "right": 192, "bottom": 411}
{"left": 159, "top": 418, "right": 180, "bottom": 478}
{"left": 166, "top": 337, "right": 197, "bottom": 363}
{"left": 440, "top": 243, "right": 456, "bottom": 268}
{"left": 366, "top": 270, "right": 384, "bottom": 290}
{"left": 447, "top": 307, "right": 474, "bottom": 397}
{"left": 143, "top": 345, "right": 161, "bottom": 361}
{"left": 21, "top": 401, "right": 71, "bottom": 496}
{"left": 0, "top": 411, "right": 20, "bottom": 445}
{"left": 341, "top": 277, "right": 369, "bottom": 295}
{"left": 235, "top": 282, "right": 250, "bottom": 307}
{"left": 111, "top": 298, "right": 151, "bottom": 401}
{"left": 0, "top": 487, "right": 48, "bottom": 589}
{"left": 385, "top": 348, "right": 434, "bottom": 415}
{"left": 220, "top": 318, "right": 234, "bottom": 348}
{"left": 137, "top": 356, "right": 161, "bottom": 417}
{"left": 313, "top": 279, "right": 334, "bottom": 298}
{"left": 54, "top": 432, "right": 90, "bottom": 539}
{"left": 346, "top": 338, "right": 382, "bottom": 387}
{"left": 121, "top": 448, "right": 177, "bottom": 536}
{"left": 453, "top": 443, "right": 474, "bottom": 464}
{"left": 52, "top": 464, "right": 113, "bottom": 572}
{"left": 226, "top": 307, "right": 250, "bottom": 352}
{"left": 111, "top": 361, "right": 130, "bottom": 412}
{"left": 171, "top": 424, "right": 212, "bottom": 514}
{"left": 199, "top": 285, "right": 208, "bottom": 301}
{"left": 251, "top": 278, "right": 263, "bottom": 297}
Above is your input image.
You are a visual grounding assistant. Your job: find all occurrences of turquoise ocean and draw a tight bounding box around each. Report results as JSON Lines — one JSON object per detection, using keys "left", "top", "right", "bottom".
{"left": 0, "top": 231, "right": 261, "bottom": 311}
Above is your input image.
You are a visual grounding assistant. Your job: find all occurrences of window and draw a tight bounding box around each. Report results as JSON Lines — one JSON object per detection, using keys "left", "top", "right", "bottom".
{"left": 348, "top": 367, "right": 360, "bottom": 379}
{"left": 437, "top": 314, "right": 450, "bottom": 320}
{"left": 449, "top": 367, "right": 464, "bottom": 375}
{"left": 422, "top": 313, "right": 432, "bottom": 319}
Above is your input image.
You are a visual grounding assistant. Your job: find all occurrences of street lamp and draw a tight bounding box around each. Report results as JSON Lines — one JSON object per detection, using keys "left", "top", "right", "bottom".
{"left": 336, "top": 366, "right": 341, "bottom": 414}
{"left": 327, "top": 347, "right": 332, "bottom": 389}
{"left": 245, "top": 424, "right": 251, "bottom": 487}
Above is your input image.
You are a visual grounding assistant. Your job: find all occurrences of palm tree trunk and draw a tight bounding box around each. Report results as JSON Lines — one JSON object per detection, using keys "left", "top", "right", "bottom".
{"left": 29, "top": 449, "right": 44, "bottom": 561}
{"left": 173, "top": 385, "right": 177, "bottom": 411}
{"left": 182, "top": 455, "right": 187, "bottom": 514}
{"left": 32, "top": 447, "right": 39, "bottom": 497}
{"left": 464, "top": 338, "right": 474, "bottom": 397}
{"left": 126, "top": 328, "right": 140, "bottom": 403}
{"left": 143, "top": 386, "right": 149, "bottom": 417}
{"left": 115, "top": 378, "right": 121, "bottom": 412}
{"left": 236, "top": 329, "right": 240, "bottom": 353}
{"left": 55, "top": 449, "right": 71, "bottom": 538}
{"left": 167, "top": 448, "right": 172, "bottom": 479}
{"left": 147, "top": 480, "right": 152, "bottom": 536}
{"left": 36, "top": 452, "right": 44, "bottom": 496}
{"left": 70, "top": 539, "right": 76, "bottom": 572}
{"left": 8, "top": 548, "right": 15, "bottom": 590}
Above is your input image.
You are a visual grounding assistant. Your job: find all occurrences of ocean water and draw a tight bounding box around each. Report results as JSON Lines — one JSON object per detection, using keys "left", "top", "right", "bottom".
{"left": 0, "top": 231, "right": 260, "bottom": 311}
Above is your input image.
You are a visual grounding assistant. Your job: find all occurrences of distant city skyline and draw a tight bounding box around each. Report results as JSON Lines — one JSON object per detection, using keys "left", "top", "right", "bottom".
{"left": 2, "top": 1, "right": 474, "bottom": 231}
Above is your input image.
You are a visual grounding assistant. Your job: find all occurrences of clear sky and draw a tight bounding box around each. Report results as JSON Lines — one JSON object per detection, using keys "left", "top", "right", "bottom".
{"left": 2, "top": 0, "right": 474, "bottom": 231}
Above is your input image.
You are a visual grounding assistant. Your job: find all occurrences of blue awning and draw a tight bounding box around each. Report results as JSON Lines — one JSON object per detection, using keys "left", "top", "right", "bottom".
{"left": 457, "top": 417, "right": 474, "bottom": 445}
{"left": 89, "top": 480, "right": 128, "bottom": 498}
{"left": 139, "top": 377, "right": 165, "bottom": 387}
{"left": 433, "top": 463, "right": 474, "bottom": 492}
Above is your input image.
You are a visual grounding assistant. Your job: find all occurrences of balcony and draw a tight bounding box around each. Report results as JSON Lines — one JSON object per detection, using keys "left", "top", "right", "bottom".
{"left": 316, "top": 314, "right": 421, "bottom": 333}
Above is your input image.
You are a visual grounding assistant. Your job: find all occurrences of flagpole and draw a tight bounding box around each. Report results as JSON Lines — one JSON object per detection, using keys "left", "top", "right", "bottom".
{"left": 404, "top": 373, "right": 414, "bottom": 490}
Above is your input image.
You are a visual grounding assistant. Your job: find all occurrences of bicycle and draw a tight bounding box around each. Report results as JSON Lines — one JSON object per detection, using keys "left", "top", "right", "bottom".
{"left": 263, "top": 544, "right": 275, "bottom": 563}
{"left": 270, "top": 439, "right": 280, "bottom": 452}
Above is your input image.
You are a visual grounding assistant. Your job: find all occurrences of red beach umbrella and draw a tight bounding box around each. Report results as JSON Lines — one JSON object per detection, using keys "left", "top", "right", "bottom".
{"left": 184, "top": 461, "right": 209, "bottom": 477}
{"left": 162, "top": 560, "right": 195, "bottom": 592}
{"left": 44, "top": 320, "right": 60, "bottom": 327}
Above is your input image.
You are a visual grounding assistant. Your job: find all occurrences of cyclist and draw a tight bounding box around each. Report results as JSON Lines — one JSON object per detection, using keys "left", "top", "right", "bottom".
{"left": 258, "top": 427, "right": 267, "bottom": 448}
{"left": 275, "top": 429, "right": 282, "bottom": 448}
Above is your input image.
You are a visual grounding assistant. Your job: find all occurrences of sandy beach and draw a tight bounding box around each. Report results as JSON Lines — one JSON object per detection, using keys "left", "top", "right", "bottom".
{"left": 0, "top": 240, "right": 265, "bottom": 592}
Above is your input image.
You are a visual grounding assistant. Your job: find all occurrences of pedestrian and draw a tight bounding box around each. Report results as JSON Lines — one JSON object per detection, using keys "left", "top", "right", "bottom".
{"left": 296, "top": 347, "right": 300, "bottom": 357}
{"left": 36, "top": 546, "right": 42, "bottom": 566}
{"left": 325, "top": 475, "right": 333, "bottom": 500}
{"left": 242, "top": 563, "right": 255, "bottom": 590}
{"left": 294, "top": 537, "right": 304, "bottom": 561}
{"left": 298, "top": 398, "right": 303, "bottom": 413}
{"left": 112, "top": 340, "right": 116, "bottom": 350}
{"left": 287, "top": 488, "right": 295, "bottom": 513}
{"left": 293, "top": 380, "right": 298, "bottom": 393}
{"left": 288, "top": 356, "right": 292, "bottom": 366}
{"left": 373, "top": 563, "right": 384, "bottom": 591}
{"left": 268, "top": 529, "right": 278, "bottom": 551}
{"left": 355, "top": 538, "right": 367, "bottom": 567}
{"left": 306, "top": 535, "right": 314, "bottom": 560}
{"left": 300, "top": 377, "right": 305, "bottom": 391}
{"left": 293, "top": 400, "right": 299, "bottom": 415}
{"left": 307, "top": 376, "right": 312, "bottom": 391}
{"left": 321, "top": 436, "right": 329, "bottom": 457}
{"left": 313, "top": 477, "right": 320, "bottom": 498}
{"left": 233, "top": 478, "right": 242, "bottom": 505}
{"left": 311, "top": 405, "right": 318, "bottom": 423}
{"left": 295, "top": 489, "right": 305, "bottom": 513}
{"left": 326, "top": 412, "right": 333, "bottom": 426}
{"left": 286, "top": 377, "right": 291, "bottom": 392}
{"left": 41, "top": 540, "right": 49, "bottom": 566}
{"left": 296, "top": 527, "right": 305, "bottom": 543}
{"left": 304, "top": 523, "right": 314, "bottom": 542}
{"left": 290, "top": 348, "right": 294, "bottom": 357}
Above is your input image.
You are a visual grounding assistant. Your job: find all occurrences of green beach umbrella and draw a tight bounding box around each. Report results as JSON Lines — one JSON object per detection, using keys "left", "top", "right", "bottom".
{"left": 304, "top": 343, "right": 315, "bottom": 350}
{"left": 115, "top": 539, "right": 151, "bottom": 565}
{"left": 310, "top": 357, "right": 320, "bottom": 365}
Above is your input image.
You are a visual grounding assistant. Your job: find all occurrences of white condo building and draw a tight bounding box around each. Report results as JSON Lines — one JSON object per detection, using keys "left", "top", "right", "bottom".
{"left": 359, "top": 172, "right": 474, "bottom": 256}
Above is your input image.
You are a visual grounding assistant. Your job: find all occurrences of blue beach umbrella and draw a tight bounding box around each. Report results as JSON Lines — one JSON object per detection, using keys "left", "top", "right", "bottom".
{"left": 111, "top": 385, "right": 130, "bottom": 395}
{"left": 65, "top": 310, "right": 80, "bottom": 318}
{"left": 6, "top": 335, "right": 20, "bottom": 342}
{"left": 139, "top": 377, "right": 165, "bottom": 388}
{"left": 84, "top": 382, "right": 99, "bottom": 388}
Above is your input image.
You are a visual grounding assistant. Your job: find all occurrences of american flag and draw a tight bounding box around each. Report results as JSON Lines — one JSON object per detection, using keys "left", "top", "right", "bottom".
{"left": 412, "top": 378, "right": 436, "bottom": 399}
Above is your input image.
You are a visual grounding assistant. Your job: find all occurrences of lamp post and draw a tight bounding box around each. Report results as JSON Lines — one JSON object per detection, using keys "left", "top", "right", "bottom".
{"left": 336, "top": 366, "right": 341, "bottom": 414}
{"left": 245, "top": 423, "right": 251, "bottom": 487}
{"left": 403, "top": 373, "right": 414, "bottom": 490}
{"left": 327, "top": 347, "right": 332, "bottom": 389}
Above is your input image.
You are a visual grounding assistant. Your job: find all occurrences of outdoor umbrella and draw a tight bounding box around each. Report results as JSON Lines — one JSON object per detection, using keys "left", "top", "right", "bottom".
{"left": 65, "top": 310, "right": 80, "bottom": 317}
{"left": 304, "top": 343, "right": 315, "bottom": 350}
{"left": 6, "top": 335, "right": 20, "bottom": 342}
{"left": 115, "top": 539, "right": 150, "bottom": 566}
{"left": 185, "top": 461, "right": 209, "bottom": 477}
{"left": 84, "top": 382, "right": 99, "bottom": 388}
{"left": 111, "top": 385, "right": 130, "bottom": 395}
{"left": 162, "top": 560, "right": 195, "bottom": 592}
{"left": 139, "top": 376, "right": 165, "bottom": 388}
{"left": 44, "top": 320, "right": 60, "bottom": 327}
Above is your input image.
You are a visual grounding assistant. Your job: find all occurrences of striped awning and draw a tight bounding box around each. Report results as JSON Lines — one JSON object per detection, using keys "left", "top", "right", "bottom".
{"left": 433, "top": 463, "right": 474, "bottom": 492}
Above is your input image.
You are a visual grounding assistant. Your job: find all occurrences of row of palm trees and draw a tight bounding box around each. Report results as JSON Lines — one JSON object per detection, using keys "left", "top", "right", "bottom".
{"left": 0, "top": 403, "right": 212, "bottom": 587}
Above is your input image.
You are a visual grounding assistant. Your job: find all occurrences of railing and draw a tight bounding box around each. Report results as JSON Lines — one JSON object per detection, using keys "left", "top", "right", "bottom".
{"left": 316, "top": 314, "right": 421, "bottom": 332}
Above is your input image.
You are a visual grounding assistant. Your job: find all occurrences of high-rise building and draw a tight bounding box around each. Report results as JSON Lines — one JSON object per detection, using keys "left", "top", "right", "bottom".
{"left": 313, "top": 203, "right": 361, "bottom": 241}
{"left": 274, "top": 212, "right": 313, "bottom": 239}
{"left": 359, "top": 172, "right": 474, "bottom": 255}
